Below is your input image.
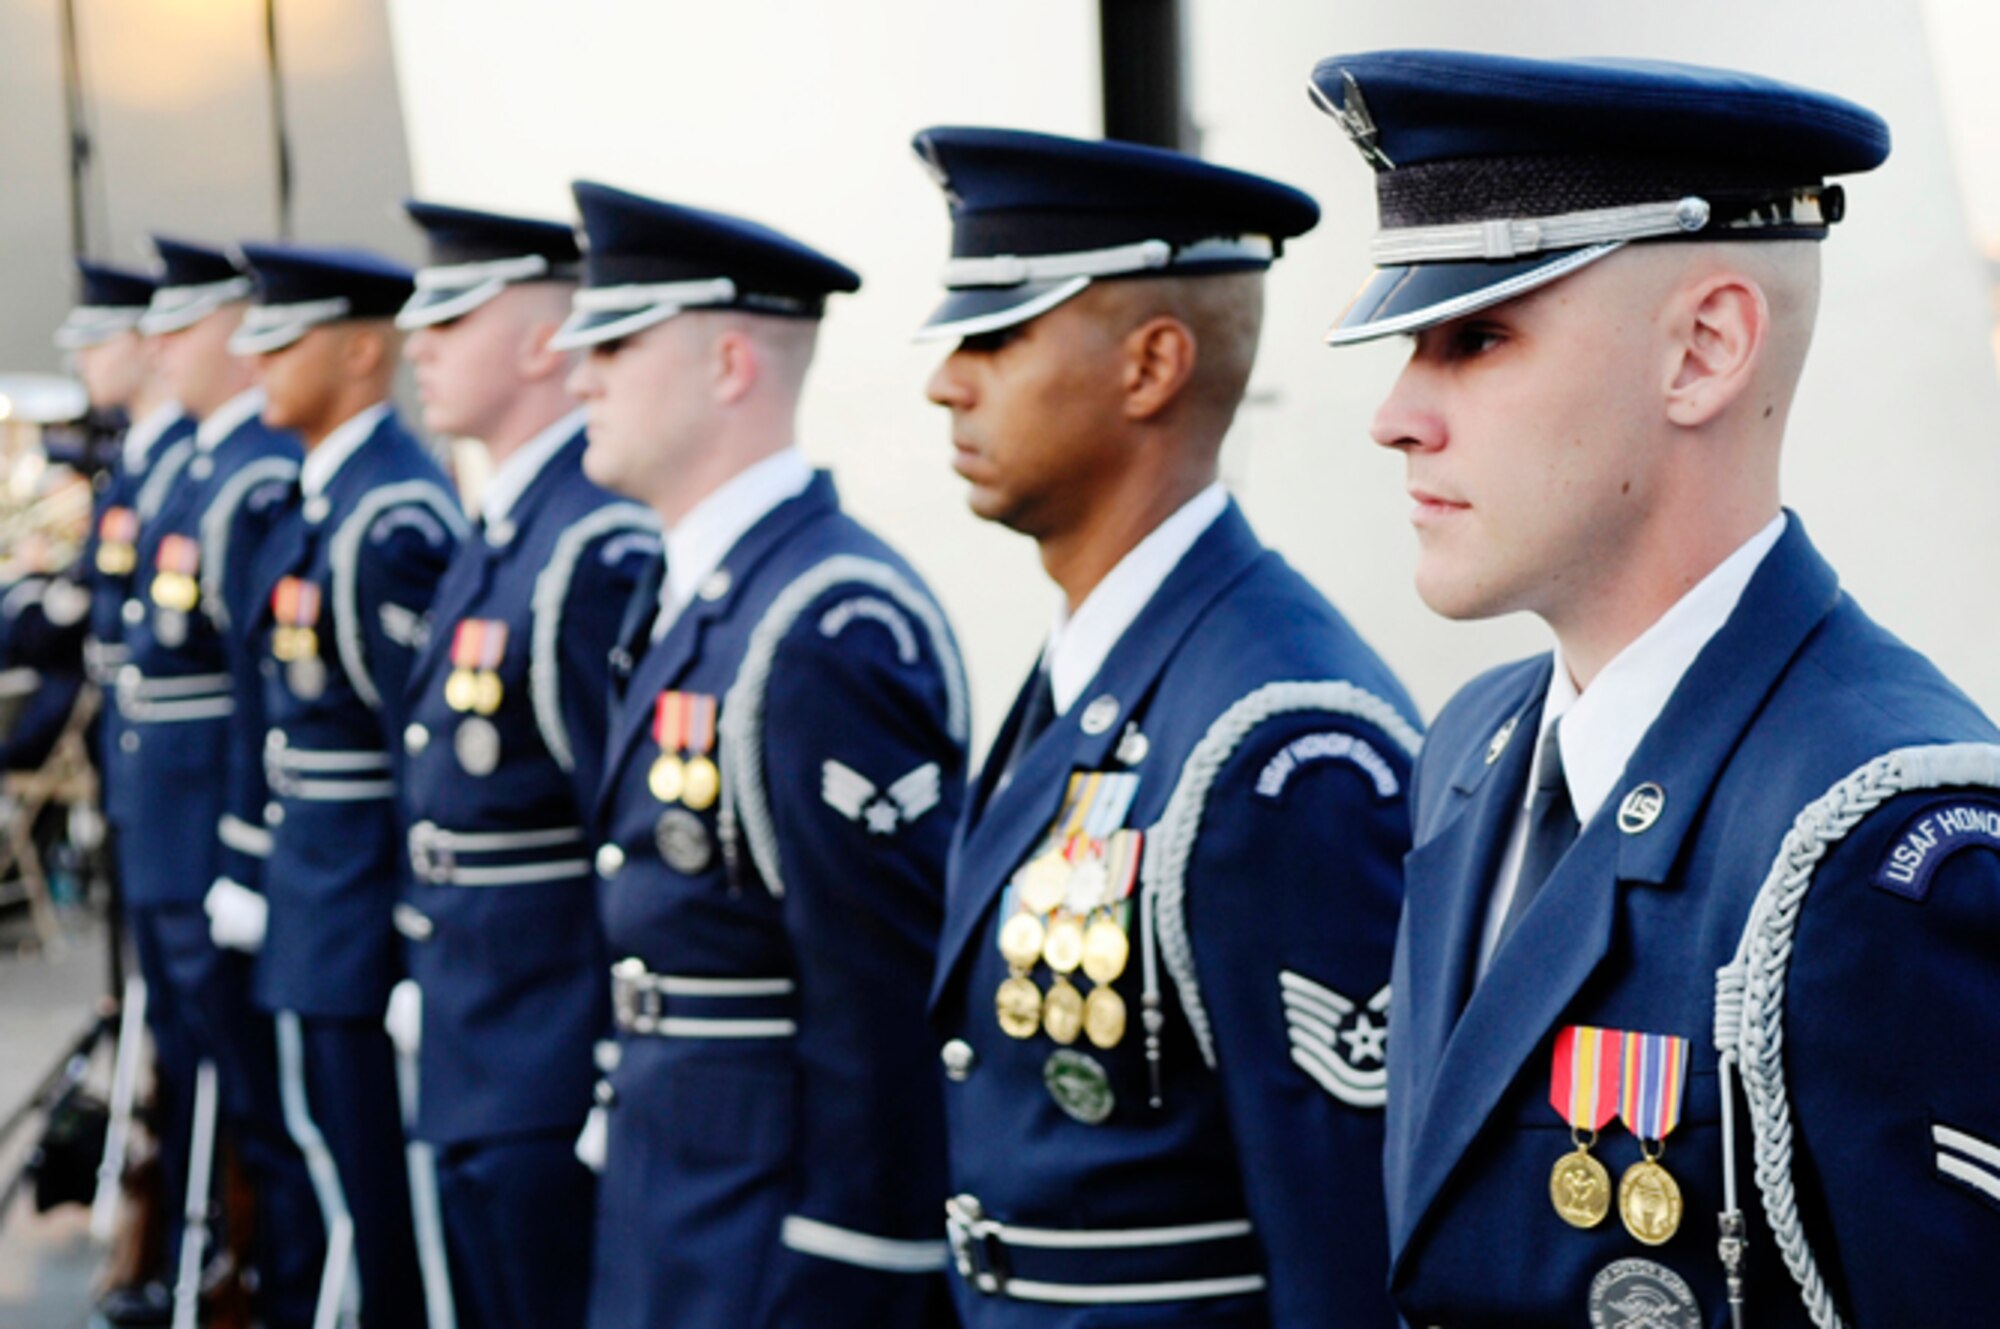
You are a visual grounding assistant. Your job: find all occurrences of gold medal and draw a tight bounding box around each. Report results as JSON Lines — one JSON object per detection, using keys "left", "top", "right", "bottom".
{"left": 998, "top": 912, "right": 1046, "bottom": 970}
{"left": 1017, "top": 852, "right": 1070, "bottom": 915}
{"left": 271, "top": 626, "right": 298, "bottom": 662}
{"left": 444, "top": 668, "right": 478, "bottom": 712}
{"left": 995, "top": 975, "right": 1042, "bottom": 1039}
{"left": 681, "top": 754, "right": 721, "bottom": 812}
{"left": 150, "top": 573, "right": 195, "bottom": 612}
{"left": 1042, "top": 915, "right": 1085, "bottom": 974}
{"left": 1618, "top": 1154, "right": 1684, "bottom": 1246}
{"left": 1083, "top": 984, "right": 1126, "bottom": 1049}
{"left": 1080, "top": 915, "right": 1130, "bottom": 984}
{"left": 98, "top": 545, "right": 135, "bottom": 576}
{"left": 1550, "top": 1141, "right": 1613, "bottom": 1229}
{"left": 1042, "top": 977, "right": 1084, "bottom": 1045}
{"left": 648, "top": 753, "right": 686, "bottom": 803}
{"left": 471, "top": 670, "right": 504, "bottom": 716}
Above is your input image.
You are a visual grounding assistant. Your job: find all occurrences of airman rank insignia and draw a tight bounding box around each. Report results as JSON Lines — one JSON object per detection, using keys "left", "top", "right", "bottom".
{"left": 444, "top": 619, "right": 508, "bottom": 716}
{"left": 95, "top": 507, "right": 139, "bottom": 576}
{"left": 1279, "top": 971, "right": 1388, "bottom": 1109}
{"left": 1874, "top": 797, "right": 2000, "bottom": 902}
{"left": 649, "top": 691, "right": 719, "bottom": 810}
{"left": 270, "top": 577, "right": 325, "bottom": 698}
{"left": 995, "top": 773, "right": 1142, "bottom": 1057}
{"left": 820, "top": 760, "right": 941, "bottom": 835}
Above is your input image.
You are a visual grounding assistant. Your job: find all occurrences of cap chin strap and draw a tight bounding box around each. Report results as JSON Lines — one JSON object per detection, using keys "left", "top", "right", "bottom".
{"left": 940, "top": 234, "right": 1273, "bottom": 289}
{"left": 1371, "top": 188, "right": 1833, "bottom": 264}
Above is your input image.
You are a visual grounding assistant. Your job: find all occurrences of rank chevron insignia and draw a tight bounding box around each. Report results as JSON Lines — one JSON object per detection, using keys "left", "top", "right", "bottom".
{"left": 820, "top": 759, "right": 942, "bottom": 836}
{"left": 1278, "top": 970, "right": 1390, "bottom": 1108}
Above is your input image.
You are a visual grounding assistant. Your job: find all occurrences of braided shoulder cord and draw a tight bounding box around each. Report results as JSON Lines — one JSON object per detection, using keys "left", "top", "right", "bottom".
{"left": 1714, "top": 742, "right": 2000, "bottom": 1329}
{"left": 1142, "top": 680, "right": 1422, "bottom": 1074}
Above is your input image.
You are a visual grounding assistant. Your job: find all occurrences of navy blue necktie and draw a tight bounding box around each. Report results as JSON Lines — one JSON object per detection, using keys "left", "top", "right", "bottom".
{"left": 1496, "top": 720, "right": 1578, "bottom": 948}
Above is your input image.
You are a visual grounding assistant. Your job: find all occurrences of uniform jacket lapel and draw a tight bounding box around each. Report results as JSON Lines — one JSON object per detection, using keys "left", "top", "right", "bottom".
{"left": 1390, "top": 514, "right": 1844, "bottom": 1264}
{"left": 931, "top": 502, "right": 1267, "bottom": 1008}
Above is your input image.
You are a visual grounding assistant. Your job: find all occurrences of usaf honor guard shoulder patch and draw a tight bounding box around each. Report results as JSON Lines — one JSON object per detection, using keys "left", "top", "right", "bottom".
{"left": 1873, "top": 796, "right": 2000, "bottom": 901}
{"left": 1277, "top": 970, "right": 1389, "bottom": 1108}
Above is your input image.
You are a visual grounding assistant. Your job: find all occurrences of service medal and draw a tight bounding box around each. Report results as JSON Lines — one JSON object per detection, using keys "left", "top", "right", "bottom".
{"left": 996, "top": 975, "right": 1042, "bottom": 1040}
{"left": 444, "top": 668, "right": 479, "bottom": 713}
{"left": 1080, "top": 915, "right": 1130, "bottom": 984}
{"left": 1065, "top": 857, "right": 1109, "bottom": 914}
{"left": 1042, "top": 976, "right": 1084, "bottom": 1045}
{"left": 448, "top": 621, "right": 509, "bottom": 715}
{"left": 653, "top": 806, "right": 714, "bottom": 875}
{"left": 1548, "top": 1026, "right": 1624, "bottom": 1230}
{"left": 1041, "top": 915, "right": 1085, "bottom": 974}
{"left": 1615, "top": 1031, "right": 1691, "bottom": 1246}
{"left": 150, "top": 535, "right": 201, "bottom": 612}
{"left": 648, "top": 754, "right": 685, "bottom": 804}
{"left": 270, "top": 578, "right": 322, "bottom": 665}
{"left": 998, "top": 912, "right": 1046, "bottom": 970}
{"left": 454, "top": 717, "right": 501, "bottom": 777}
{"left": 471, "top": 671, "right": 504, "bottom": 716}
{"left": 681, "top": 754, "right": 720, "bottom": 812}
{"left": 153, "top": 608, "right": 188, "bottom": 649}
{"left": 96, "top": 507, "right": 138, "bottom": 576}
{"left": 1043, "top": 1049, "right": 1114, "bottom": 1125}
{"left": 1083, "top": 984, "right": 1126, "bottom": 1050}
{"left": 286, "top": 655, "right": 327, "bottom": 701}
{"left": 1016, "top": 852, "right": 1069, "bottom": 915}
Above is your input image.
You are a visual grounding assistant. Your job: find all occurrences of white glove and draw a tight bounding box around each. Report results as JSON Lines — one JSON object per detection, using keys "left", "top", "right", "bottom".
{"left": 575, "top": 1104, "right": 608, "bottom": 1174}
{"left": 384, "top": 979, "right": 423, "bottom": 1056}
{"left": 204, "top": 878, "right": 267, "bottom": 953}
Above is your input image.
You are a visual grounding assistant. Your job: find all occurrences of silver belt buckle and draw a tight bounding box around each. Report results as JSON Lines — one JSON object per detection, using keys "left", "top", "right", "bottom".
{"left": 611, "top": 958, "right": 653, "bottom": 1034}
{"left": 944, "top": 1194, "right": 1006, "bottom": 1294}
{"left": 407, "top": 822, "right": 453, "bottom": 885}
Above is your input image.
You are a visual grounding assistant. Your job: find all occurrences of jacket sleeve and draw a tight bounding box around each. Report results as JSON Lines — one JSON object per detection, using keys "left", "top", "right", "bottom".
{"left": 1171, "top": 697, "right": 1416, "bottom": 1329}
{"left": 346, "top": 492, "right": 461, "bottom": 738}
{"left": 1777, "top": 784, "right": 2000, "bottom": 1327}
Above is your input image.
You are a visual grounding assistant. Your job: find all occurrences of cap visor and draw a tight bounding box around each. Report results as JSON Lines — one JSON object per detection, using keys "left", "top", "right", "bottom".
{"left": 912, "top": 278, "right": 1090, "bottom": 343}
{"left": 227, "top": 319, "right": 312, "bottom": 356}
{"left": 139, "top": 300, "right": 221, "bottom": 338}
{"left": 396, "top": 280, "right": 504, "bottom": 331}
{"left": 1324, "top": 244, "right": 1622, "bottom": 346}
{"left": 547, "top": 302, "right": 686, "bottom": 353}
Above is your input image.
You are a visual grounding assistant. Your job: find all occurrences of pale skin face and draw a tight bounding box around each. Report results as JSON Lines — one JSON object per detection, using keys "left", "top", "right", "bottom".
{"left": 402, "top": 284, "right": 575, "bottom": 456}
{"left": 1368, "top": 242, "right": 1809, "bottom": 686}
{"left": 73, "top": 329, "right": 151, "bottom": 412}
{"left": 155, "top": 304, "right": 253, "bottom": 420}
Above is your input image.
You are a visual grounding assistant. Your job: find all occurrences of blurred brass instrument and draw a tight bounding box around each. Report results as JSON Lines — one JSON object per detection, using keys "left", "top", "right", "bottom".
{"left": 0, "top": 373, "right": 95, "bottom": 578}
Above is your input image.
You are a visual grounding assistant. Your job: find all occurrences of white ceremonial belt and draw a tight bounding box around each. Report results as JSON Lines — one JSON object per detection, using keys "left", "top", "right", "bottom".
{"left": 116, "top": 670, "right": 234, "bottom": 723}
{"left": 264, "top": 740, "right": 394, "bottom": 801}
{"left": 780, "top": 1215, "right": 948, "bottom": 1274}
{"left": 406, "top": 821, "right": 590, "bottom": 888}
{"left": 945, "top": 1195, "right": 1265, "bottom": 1304}
{"left": 609, "top": 958, "right": 797, "bottom": 1039}
{"left": 218, "top": 814, "right": 273, "bottom": 859}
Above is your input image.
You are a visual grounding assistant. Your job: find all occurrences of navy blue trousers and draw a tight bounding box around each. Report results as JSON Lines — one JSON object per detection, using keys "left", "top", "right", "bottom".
{"left": 437, "top": 1130, "right": 595, "bottom": 1329}
{"left": 277, "top": 1012, "right": 426, "bottom": 1329}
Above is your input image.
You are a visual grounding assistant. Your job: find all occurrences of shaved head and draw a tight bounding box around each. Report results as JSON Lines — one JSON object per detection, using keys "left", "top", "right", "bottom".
{"left": 1092, "top": 272, "right": 1265, "bottom": 447}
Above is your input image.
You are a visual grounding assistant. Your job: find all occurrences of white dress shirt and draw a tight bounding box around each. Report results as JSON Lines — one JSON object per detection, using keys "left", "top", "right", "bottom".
{"left": 651, "top": 448, "right": 813, "bottom": 641}
{"left": 1043, "top": 482, "right": 1228, "bottom": 714}
{"left": 123, "top": 401, "right": 189, "bottom": 471}
{"left": 478, "top": 407, "right": 586, "bottom": 531}
{"left": 300, "top": 402, "right": 391, "bottom": 498}
{"left": 1477, "top": 513, "right": 1788, "bottom": 975}
{"left": 195, "top": 389, "right": 267, "bottom": 453}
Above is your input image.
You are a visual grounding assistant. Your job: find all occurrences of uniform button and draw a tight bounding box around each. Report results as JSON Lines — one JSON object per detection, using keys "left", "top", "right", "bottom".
{"left": 392, "top": 903, "right": 434, "bottom": 942}
{"left": 121, "top": 599, "right": 145, "bottom": 625}
{"left": 404, "top": 723, "right": 430, "bottom": 756}
{"left": 304, "top": 497, "right": 331, "bottom": 524}
{"left": 119, "top": 732, "right": 139, "bottom": 754}
{"left": 595, "top": 843, "right": 626, "bottom": 878}
{"left": 264, "top": 802, "right": 284, "bottom": 826}
{"left": 941, "top": 1039, "right": 976, "bottom": 1082}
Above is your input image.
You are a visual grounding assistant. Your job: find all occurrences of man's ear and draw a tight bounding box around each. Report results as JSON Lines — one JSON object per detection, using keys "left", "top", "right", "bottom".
{"left": 1120, "top": 315, "right": 1198, "bottom": 422}
{"left": 1664, "top": 273, "right": 1768, "bottom": 428}
{"left": 343, "top": 325, "right": 388, "bottom": 377}
{"left": 713, "top": 328, "right": 759, "bottom": 406}
{"left": 518, "top": 319, "right": 571, "bottom": 384}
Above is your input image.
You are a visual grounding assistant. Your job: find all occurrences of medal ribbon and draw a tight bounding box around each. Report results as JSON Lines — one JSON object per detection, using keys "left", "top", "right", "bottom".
{"left": 1549, "top": 1026, "right": 1624, "bottom": 1132}
{"left": 1081, "top": 773, "right": 1139, "bottom": 842}
{"left": 272, "top": 577, "right": 320, "bottom": 626}
{"left": 653, "top": 691, "right": 685, "bottom": 753}
{"left": 684, "top": 693, "right": 716, "bottom": 756}
{"left": 99, "top": 507, "right": 137, "bottom": 543}
{"left": 451, "top": 620, "right": 509, "bottom": 670}
{"left": 1618, "top": 1031, "right": 1690, "bottom": 1142}
{"left": 1102, "top": 828, "right": 1143, "bottom": 903}
{"left": 155, "top": 534, "right": 199, "bottom": 574}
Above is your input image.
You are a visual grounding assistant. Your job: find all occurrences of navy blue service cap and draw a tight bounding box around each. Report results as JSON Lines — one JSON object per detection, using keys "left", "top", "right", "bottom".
{"left": 910, "top": 126, "right": 1320, "bottom": 342}
{"left": 230, "top": 243, "right": 416, "bottom": 355}
{"left": 141, "top": 237, "right": 255, "bottom": 336}
{"left": 1308, "top": 51, "right": 1891, "bottom": 345}
{"left": 398, "top": 200, "right": 583, "bottom": 331}
{"left": 55, "top": 261, "right": 159, "bottom": 350}
{"left": 550, "top": 181, "right": 861, "bottom": 351}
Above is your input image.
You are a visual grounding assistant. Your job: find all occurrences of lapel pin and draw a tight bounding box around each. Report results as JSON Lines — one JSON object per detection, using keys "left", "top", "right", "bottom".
{"left": 699, "top": 568, "right": 732, "bottom": 602}
{"left": 1486, "top": 715, "right": 1519, "bottom": 765}
{"left": 1618, "top": 783, "right": 1666, "bottom": 834}
{"left": 1080, "top": 695, "right": 1120, "bottom": 736}
{"left": 1115, "top": 723, "right": 1149, "bottom": 766}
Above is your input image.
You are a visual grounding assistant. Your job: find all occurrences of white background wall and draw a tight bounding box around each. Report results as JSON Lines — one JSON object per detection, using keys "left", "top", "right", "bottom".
{"left": 384, "top": 0, "right": 2000, "bottom": 745}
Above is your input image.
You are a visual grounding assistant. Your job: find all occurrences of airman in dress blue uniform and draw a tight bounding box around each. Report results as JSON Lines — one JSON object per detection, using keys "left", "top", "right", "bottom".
{"left": 1313, "top": 51, "right": 2000, "bottom": 1329}
{"left": 390, "top": 200, "right": 658, "bottom": 1329}
{"left": 556, "top": 181, "right": 966, "bottom": 1328}
{"left": 105, "top": 236, "right": 325, "bottom": 1327}
{"left": 230, "top": 242, "right": 466, "bottom": 1329}
{"left": 914, "top": 127, "right": 1418, "bottom": 1328}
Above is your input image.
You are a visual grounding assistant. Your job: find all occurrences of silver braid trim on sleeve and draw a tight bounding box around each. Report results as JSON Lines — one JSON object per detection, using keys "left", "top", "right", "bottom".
{"left": 529, "top": 504, "right": 659, "bottom": 774}
{"left": 197, "top": 456, "right": 298, "bottom": 632}
{"left": 1143, "top": 681, "right": 1422, "bottom": 1070}
{"left": 329, "top": 482, "right": 468, "bottom": 712}
{"left": 1713, "top": 742, "right": 2000, "bottom": 1329}
{"left": 718, "top": 555, "right": 968, "bottom": 899}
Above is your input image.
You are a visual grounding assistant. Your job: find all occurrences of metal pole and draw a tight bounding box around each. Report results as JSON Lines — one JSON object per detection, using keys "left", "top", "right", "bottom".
{"left": 262, "top": 0, "right": 296, "bottom": 240}
{"left": 55, "top": 0, "right": 93, "bottom": 262}
{"left": 1098, "top": 0, "right": 1191, "bottom": 151}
